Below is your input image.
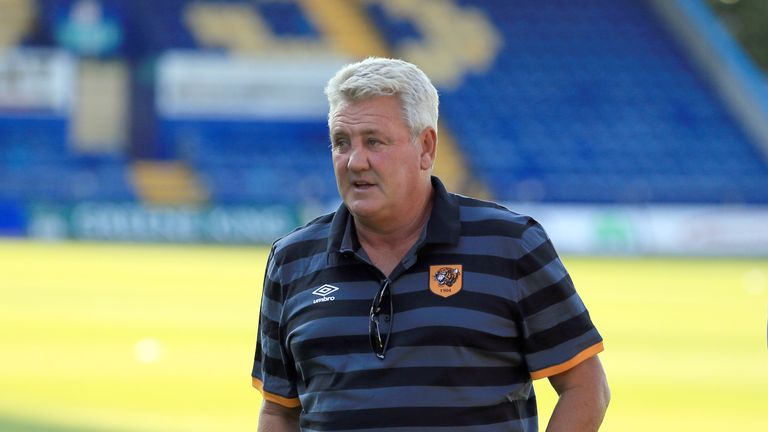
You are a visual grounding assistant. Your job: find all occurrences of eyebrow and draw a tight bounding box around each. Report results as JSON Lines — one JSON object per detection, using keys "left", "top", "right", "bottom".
{"left": 331, "top": 128, "right": 386, "bottom": 139}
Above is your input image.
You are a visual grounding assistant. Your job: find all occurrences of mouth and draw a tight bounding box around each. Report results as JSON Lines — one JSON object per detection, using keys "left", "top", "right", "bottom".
{"left": 351, "top": 180, "right": 375, "bottom": 190}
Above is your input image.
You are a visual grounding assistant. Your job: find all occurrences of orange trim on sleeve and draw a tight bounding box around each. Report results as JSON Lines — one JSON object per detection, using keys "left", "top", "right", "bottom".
{"left": 251, "top": 377, "right": 301, "bottom": 408}
{"left": 530, "top": 341, "right": 604, "bottom": 380}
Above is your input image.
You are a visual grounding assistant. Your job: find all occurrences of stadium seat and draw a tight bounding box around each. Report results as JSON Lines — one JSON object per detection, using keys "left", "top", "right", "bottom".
{"left": 3, "top": 0, "right": 768, "bottom": 210}
{"left": 368, "top": 0, "right": 768, "bottom": 204}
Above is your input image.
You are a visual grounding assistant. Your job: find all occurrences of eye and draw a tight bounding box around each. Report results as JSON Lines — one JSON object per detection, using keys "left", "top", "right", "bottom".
{"left": 331, "top": 138, "right": 350, "bottom": 151}
{"left": 366, "top": 138, "right": 380, "bottom": 146}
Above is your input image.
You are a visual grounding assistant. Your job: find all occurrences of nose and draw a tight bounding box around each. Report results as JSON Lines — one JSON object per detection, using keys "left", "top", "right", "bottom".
{"left": 347, "top": 141, "right": 370, "bottom": 172}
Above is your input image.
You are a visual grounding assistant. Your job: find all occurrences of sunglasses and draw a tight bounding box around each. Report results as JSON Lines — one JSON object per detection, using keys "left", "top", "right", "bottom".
{"left": 369, "top": 279, "right": 393, "bottom": 360}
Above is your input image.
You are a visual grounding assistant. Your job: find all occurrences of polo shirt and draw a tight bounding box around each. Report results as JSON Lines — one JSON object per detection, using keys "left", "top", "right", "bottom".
{"left": 252, "top": 176, "right": 603, "bottom": 431}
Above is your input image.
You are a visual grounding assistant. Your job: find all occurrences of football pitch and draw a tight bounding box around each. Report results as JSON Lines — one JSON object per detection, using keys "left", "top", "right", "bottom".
{"left": 1, "top": 239, "right": 766, "bottom": 431}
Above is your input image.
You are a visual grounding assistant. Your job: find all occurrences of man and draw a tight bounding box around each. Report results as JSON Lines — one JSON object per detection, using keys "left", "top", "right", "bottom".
{"left": 252, "top": 57, "right": 610, "bottom": 431}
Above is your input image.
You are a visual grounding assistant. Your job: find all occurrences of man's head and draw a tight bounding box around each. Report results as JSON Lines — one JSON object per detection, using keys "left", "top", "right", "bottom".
{"left": 324, "top": 58, "right": 439, "bottom": 229}
{"left": 325, "top": 57, "right": 439, "bottom": 141}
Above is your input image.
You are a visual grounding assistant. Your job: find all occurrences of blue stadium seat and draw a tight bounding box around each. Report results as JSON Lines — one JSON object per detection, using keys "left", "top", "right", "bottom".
{"left": 158, "top": 118, "right": 336, "bottom": 205}
{"left": 370, "top": 0, "right": 768, "bottom": 204}
{"left": 7, "top": 0, "right": 768, "bottom": 209}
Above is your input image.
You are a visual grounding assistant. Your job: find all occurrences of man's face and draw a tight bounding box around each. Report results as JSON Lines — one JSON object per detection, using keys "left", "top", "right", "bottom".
{"left": 330, "top": 95, "right": 426, "bottom": 224}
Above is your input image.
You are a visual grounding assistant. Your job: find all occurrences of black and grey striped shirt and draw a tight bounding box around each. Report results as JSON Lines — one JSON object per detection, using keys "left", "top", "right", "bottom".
{"left": 253, "top": 177, "right": 603, "bottom": 431}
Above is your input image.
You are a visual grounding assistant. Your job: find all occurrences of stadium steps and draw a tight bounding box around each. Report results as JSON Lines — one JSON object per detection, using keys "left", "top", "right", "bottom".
{"left": 300, "top": 0, "right": 389, "bottom": 57}
{"left": 435, "top": 127, "right": 491, "bottom": 200}
{"left": 184, "top": 2, "right": 326, "bottom": 55}
{"left": 130, "top": 160, "right": 208, "bottom": 206}
{"left": 184, "top": 2, "right": 271, "bottom": 53}
{"left": 0, "top": 0, "right": 34, "bottom": 50}
{"left": 72, "top": 60, "right": 128, "bottom": 153}
{"left": 300, "top": 0, "right": 487, "bottom": 198}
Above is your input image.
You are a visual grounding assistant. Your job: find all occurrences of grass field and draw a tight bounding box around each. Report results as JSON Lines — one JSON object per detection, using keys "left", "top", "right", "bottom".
{"left": 1, "top": 239, "right": 766, "bottom": 431}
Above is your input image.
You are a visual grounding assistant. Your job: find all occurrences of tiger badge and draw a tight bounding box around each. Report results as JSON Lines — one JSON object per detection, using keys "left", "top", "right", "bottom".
{"left": 429, "top": 264, "right": 463, "bottom": 298}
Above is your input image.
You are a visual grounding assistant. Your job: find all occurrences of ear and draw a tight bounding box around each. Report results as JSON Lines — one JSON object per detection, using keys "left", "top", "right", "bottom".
{"left": 418, "top": 127, "right": 438, "bottom": 171}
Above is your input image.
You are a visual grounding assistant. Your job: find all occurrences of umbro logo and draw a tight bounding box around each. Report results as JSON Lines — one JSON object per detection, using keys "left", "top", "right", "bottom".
{"left": 312, "top": 284, "right": 339, "bottom": 304}
{"left": 313, "top": 284, "right": 339, "bottom": 297}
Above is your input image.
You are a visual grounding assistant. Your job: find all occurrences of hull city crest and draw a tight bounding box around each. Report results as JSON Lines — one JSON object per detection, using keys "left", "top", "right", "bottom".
{"left": 429, "top": 264, "right": 463, "bottom": 298}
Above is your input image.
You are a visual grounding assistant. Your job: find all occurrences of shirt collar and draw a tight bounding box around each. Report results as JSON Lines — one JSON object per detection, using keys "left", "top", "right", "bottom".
{"left": 327, "top": 176, "right": 461, "bottom": 259}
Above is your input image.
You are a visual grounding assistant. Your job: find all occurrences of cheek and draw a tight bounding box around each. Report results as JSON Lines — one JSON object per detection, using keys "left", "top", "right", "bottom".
{"left": 332, "top": 155, "right": 346, "bottom": 174}
{"left": 391, "top": 150, "right": 421, "bottom": 176}
{"left": 332, "top": 157, "right": 353, "bottom": 192}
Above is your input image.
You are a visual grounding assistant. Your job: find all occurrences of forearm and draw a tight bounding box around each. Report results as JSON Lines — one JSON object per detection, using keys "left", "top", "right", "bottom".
{"left": 546, "top": 355, "right": 610, "bottom": 432}
{"left": 546, "top": 385, "right": 609, "bottom": 432}
{"left": 258, "top": 400, "right": 301, "bottom": 432}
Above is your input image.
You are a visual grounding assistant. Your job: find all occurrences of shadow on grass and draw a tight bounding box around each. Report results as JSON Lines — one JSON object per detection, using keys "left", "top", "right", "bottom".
{"left": 0, "top": 415, "right": 136, "bottom": 432}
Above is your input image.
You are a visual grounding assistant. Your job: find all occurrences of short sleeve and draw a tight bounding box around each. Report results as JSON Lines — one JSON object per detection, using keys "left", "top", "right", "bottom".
{"left": 515, "top": 221, "right": 604, "bottom": 380}
{"left": 251, "top": 245, "right": 301, "bottom": 408}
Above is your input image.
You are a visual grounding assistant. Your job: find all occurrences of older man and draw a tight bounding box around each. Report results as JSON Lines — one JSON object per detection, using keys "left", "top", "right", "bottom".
{"left": 252, "top": 57, "right": 610, "bottom": 431}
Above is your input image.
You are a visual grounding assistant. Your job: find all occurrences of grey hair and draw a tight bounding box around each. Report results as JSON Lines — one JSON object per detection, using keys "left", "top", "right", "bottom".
{"left": 324, "top": 57, "right": 439, "bottom": 138}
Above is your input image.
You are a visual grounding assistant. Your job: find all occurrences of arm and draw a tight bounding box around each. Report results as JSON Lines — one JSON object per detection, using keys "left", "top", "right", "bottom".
{"left": 258, "top": 400, "right": 300, "bottom": 432}
{"left": 545, "top": 355, "right": 610, "bottom": 432}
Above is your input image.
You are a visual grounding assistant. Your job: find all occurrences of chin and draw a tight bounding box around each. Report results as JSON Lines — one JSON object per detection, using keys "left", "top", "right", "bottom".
{"left": 345, "top": 199, "right": 382, "bottom": 219}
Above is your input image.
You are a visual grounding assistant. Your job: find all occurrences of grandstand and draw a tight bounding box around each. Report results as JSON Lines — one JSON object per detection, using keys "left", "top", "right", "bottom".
{"left": 4, "top": 4, "right": 768, "bottom": 432}
{"left": 1, "top": 0, "right": 767, "bottom": 249}
{"left": 434, "top": 0, "right": 768, "bottom": 204}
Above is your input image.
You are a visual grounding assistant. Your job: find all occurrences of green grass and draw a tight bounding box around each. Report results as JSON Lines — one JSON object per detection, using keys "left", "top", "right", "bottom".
{"left": 1, "top": 239, "right": 766, "bottom": 431}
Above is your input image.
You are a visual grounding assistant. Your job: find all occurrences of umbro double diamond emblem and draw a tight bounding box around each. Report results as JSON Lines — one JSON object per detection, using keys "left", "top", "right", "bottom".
{"left": 312, "top": 284, "right": 339, "bottom": 304}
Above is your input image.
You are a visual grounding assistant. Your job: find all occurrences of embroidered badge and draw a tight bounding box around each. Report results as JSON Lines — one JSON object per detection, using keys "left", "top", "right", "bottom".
{"left": 429, "top": 265, "right": 463, "bottom": 298}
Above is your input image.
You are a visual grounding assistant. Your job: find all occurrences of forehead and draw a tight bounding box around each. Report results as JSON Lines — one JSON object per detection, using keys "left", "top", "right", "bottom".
{"left": 330, "top": 96, "right": 406, "bottom": 134}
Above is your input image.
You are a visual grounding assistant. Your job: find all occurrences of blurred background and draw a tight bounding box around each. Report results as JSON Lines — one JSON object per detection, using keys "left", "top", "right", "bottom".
{"left": 0, "top": 0, "right": 767, "bottom": 251}
{"left": 1, "top": 0, "right": 767, "bottom": 431}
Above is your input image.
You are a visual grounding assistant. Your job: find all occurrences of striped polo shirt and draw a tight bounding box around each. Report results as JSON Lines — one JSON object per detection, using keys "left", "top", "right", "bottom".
{"left": 252, "top": 177, "right": 603, "bottom": 431}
